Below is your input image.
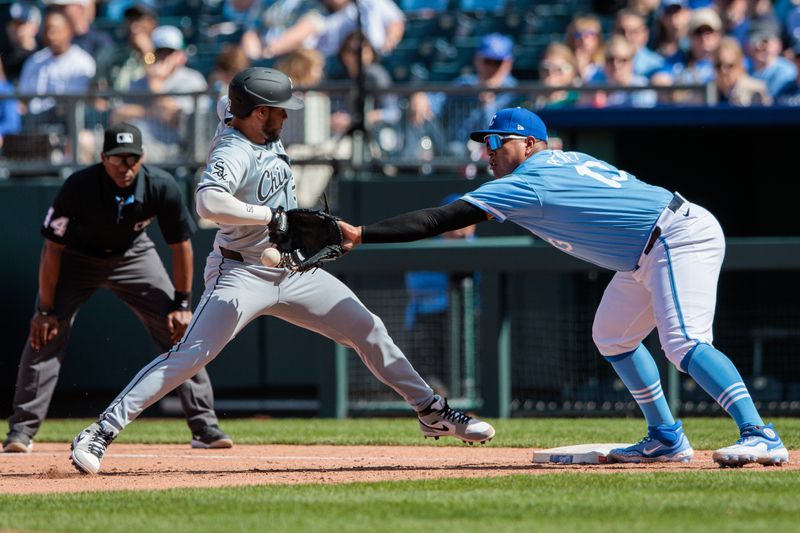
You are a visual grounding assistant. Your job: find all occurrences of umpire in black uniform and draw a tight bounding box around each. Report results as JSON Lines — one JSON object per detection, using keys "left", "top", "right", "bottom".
{"left": 3, "top": 123, "right": 232, "bottom": 453}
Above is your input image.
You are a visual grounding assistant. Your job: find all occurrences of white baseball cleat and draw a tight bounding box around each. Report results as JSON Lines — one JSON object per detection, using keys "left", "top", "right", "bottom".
{"left": 713, "top": 423, "right": 789, "bottom": 467}
{"left": 417, "top": 395, "right": 495, "bottom": 444}
{"left": 70, "top": 421, "right": 118, "bottom": 475}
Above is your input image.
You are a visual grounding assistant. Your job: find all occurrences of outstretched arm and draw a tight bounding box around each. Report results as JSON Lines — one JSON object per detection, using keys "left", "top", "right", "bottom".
{"left": 196, "top": 187, "right": 273, "bottom": 225}
{"left": 261, "top": 14, "right": 320, "bottom": 59}
{"left": 340, "top": 200, "right": 488, "bottom": 251}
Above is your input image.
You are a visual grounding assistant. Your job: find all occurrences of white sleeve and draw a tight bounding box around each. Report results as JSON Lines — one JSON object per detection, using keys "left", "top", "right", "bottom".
{"left": 379, "top": 0, "right": 405, "bottom": 23}
{"left": 196, "top": 188, "right": 272, "bottom": 226}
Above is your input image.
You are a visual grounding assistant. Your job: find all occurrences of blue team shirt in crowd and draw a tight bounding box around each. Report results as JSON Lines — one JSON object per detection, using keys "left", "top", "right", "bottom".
{"left": 751, "top": 56, "right": 798, "bottom": 97}
{"left": 462, "top": 150, "right": 674, "bottom": 272}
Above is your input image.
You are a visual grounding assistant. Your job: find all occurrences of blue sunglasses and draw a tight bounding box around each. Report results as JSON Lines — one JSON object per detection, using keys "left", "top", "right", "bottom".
{"left": 484, "top": 134, "right": 528, "bottom": 151}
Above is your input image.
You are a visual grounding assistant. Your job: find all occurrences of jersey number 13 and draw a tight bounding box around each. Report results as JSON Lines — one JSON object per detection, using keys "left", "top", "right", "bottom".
{"left": 575, "top": 161, "right": 629, "bottom": 188}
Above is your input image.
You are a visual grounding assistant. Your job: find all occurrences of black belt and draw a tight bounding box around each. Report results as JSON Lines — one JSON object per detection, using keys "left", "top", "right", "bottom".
{"left": 643, "top": 192, "right": 687, "bottom": 255}
{"left": 219, "top": 247, "right": 244, "bottom": 262}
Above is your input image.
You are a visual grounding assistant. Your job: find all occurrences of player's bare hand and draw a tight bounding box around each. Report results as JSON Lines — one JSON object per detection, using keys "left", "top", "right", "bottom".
{"left": 338, "top": 220, "right": 362, "bottom": 252}
{"left": 28, "top": 312, "right": 59, "bottom": 350}
{"left": 166, "top": 310, "right": 192, "bottom": 343}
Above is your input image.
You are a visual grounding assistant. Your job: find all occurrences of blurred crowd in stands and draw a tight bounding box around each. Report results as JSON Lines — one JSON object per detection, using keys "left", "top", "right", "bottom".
{"left": 1, "top": 0, "right": 800, "bottom": 165}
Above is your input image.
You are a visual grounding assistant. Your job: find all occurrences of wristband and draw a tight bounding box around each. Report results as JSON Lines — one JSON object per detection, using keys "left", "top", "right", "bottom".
{"left": 37, "top": 308, "right": 53, "bottom": 317}
{"left": 173, "top": 291, "right": 192, "bottom": 311}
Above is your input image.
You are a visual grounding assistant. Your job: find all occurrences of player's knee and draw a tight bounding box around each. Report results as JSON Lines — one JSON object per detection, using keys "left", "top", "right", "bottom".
{"left": 365, "top": 316, "right": 390, "bottom": 344}
{"left": 341, "top": 307, "right": 390, "bottom": 349}
{"left": 171, "top": 342, "right": 223, "bottom": 369}
{"left": 594, "top": 339, "right": 640, "bottom": 357}
{"left": 662, "top": 339, "right": 698, "bottom": 372}
{"left": 591, "top": 314, "right": 606, "bottom": 348}
{"left": 591, "top": 318, "right": 629, "bottom": 356}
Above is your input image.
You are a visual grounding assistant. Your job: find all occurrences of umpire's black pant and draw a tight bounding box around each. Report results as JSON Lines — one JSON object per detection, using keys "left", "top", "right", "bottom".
{"left": 8, "top": 238, "right": 220, "bottom": 439}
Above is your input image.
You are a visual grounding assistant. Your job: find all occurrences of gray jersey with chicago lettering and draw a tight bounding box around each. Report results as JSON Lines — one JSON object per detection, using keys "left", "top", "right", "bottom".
{"left": 197, "top": 126, "right": 296, "bottom": 263}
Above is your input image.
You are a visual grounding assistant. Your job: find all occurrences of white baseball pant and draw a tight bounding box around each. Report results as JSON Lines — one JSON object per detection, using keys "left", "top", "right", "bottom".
{"left": 592, "top": 200, "right": 726, "bottom": 369}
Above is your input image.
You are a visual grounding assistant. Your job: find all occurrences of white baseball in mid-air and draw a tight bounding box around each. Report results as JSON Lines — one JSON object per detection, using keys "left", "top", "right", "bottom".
{"left": 260, "top": 247, "right": 282, "bottom": 267}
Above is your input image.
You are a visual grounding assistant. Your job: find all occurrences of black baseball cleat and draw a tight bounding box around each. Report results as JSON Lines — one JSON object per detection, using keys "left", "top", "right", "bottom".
{"left": 417, "top": 395, "right": 495, "bottom": 444}
{"left": 71, "top": 421, "right": 117, "bottom": 475}
{"left": 191, "top": 424, "right": 234, "bottom": 449}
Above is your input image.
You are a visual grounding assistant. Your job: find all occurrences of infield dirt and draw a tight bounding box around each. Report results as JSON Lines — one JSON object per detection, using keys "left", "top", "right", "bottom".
{"left": 1, "top": 443, "right": 796, "bottom": 494}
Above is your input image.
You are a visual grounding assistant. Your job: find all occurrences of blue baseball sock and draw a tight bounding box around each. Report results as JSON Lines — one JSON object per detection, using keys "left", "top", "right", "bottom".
{"left": 681, "top": 343, "right": 763, "bottom": 430}
{"left": 605, "top": 344, "right": 675, "bottom": 427}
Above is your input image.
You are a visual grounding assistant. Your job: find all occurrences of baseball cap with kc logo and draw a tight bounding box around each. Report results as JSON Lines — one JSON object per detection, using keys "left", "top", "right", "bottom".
{"left": 103, "top": 123, "right": 144, "bottom": 156}
{"left": 469, "top": 107, "right": 549, "bottom": 142}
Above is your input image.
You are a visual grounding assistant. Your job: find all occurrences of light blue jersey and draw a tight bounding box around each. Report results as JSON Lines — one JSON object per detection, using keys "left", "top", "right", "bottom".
{"left": 462, "top": 150, "right": 674, "bottom": 271}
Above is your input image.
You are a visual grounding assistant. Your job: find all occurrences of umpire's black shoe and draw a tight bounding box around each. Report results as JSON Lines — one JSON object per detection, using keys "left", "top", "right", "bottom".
{"left": 191, "top": 424, "right": 234, "bottom": 449}
{"left": 3, "top": 430, "right": 33, "bottom": 453}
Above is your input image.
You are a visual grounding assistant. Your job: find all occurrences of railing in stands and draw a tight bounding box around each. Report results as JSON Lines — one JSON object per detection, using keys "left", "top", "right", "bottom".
{"left": 0, "top": 82, "right": 717, "bottom": 179}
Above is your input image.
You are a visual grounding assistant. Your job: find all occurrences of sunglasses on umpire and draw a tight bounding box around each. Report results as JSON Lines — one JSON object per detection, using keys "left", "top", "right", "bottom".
{"left": 484, "top": 134, "right": 528, "bottom": 151}
{"left": 106, "top": 154, "right": 141, "bottom": 167}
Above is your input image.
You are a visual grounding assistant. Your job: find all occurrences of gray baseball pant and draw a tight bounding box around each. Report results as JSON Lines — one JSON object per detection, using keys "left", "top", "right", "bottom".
{"left": 8, "top": 240, "right": 219, "bottom": 438}
{"left": 101, "top": 256, "right": 435, "bottom": 431}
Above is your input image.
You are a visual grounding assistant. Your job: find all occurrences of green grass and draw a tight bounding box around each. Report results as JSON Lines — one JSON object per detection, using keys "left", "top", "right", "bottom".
{"left": 31, "top": 416, "right": 800, "bottom": 449}
{"left": 3, "top": 417, "right": 799, "bottom": 533}
{"left": 2, "top": 473, "right": 799, "bottom": 533}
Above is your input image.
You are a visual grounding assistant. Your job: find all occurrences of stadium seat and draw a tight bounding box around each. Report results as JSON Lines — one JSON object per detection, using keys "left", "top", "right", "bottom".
{"left": 160, "top": 0, "right": 203, "bottom": 17}
{"left": 427, "top": 37, "right": 458, "bottom": 63}
{"left": 428, "top": 61, "right": 463, "bottom": 81}
{"left": 503, "top": 12, "right": 523, "bottom": 34}
{"left": 404, "top": 12, "right": 458, "bottom": 40}
{"left": 438, "top": 12, "right": 458, "bottom": 37}
{"left": 450, "top": 35, "right": 481, "bottom": 63}
{"left": 404, "top": 16, "right": 442, "bottom": 39}
{"left": 511, "top": 43, "right": 549, "bottom": 80}
{"left": 466, "top": 14, "right": 512, "bottom": 36}
{"left": 400, "top": 0, "right": 450, "bottom": 14}
{"left": 458, "top": 0, "right": 506, "bottom": 14}
{"left": 383, "top": 43, "right": 424, "bottom": 82}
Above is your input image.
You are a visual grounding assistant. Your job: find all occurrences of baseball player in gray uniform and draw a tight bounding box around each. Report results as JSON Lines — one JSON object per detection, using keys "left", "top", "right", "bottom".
{"left": 70, "top": 67, "right": 495, "bottom": 475}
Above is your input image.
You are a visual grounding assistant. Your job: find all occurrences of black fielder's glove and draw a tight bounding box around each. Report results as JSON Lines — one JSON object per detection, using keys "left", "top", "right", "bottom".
{"left": 267, "top": 207, "right": 345, "bottom": 272}
{"left": 268, "top": 206, "right": 290, "bottom": 245}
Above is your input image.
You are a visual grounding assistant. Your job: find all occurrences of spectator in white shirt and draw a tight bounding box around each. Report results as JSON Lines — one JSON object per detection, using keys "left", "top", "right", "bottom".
{"left": 259, "top": 0, "right": 405, "bottom": 59}
{"left": 18, "top": 9, "right": 95, "bottom": 125}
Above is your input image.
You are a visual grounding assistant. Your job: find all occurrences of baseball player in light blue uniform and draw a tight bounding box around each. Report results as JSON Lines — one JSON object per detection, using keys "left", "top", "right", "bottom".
{"left": 69, "top": 68, "right": 495, "bottom": 475}
{"left": 340, "top": 107, "right": 788, "bottom": 467}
